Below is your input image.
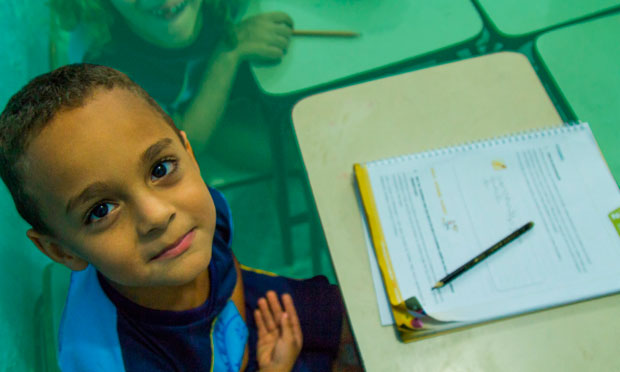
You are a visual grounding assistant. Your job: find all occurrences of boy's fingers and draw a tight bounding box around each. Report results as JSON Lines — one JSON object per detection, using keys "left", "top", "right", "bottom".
{"left": 266, "top": 291, "right": 284, "bottom": 323}
{"left": 275, "top": 24, "right": 293, "bottom": 38}
{"left": 269, "top": 35, "right": 289, "bottom": 51}
{"left": 256, "top": 46, "right": 284, "bottom": 61}
{"left": 258, "top": 297, "right": 277, "bottom": 331}
{"left": 267, "top": 11, "right": 294, "bottom": 28}
{"left": 282, "top": 294, "right": 302, "bottom": 345}
{"left": 280, "top": 313, "right": 293, "bottom": 341}
{"left": 281, "top": 294, "right": 300, "bottom": 326}
{"left": 254, "top": 309, "right": 267, "bottom": 335}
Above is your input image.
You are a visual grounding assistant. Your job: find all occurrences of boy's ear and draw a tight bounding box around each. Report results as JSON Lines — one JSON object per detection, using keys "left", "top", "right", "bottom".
{"left": 26, "top": 229, "right": 88, "bottom": 271}
{"left": 180, "top": 130, "right": 199, "bottom": 167}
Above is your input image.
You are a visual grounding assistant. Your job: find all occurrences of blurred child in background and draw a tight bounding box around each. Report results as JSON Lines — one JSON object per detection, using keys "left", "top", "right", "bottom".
{"left": 50, "top": 0, "right": 292, "bottom": 163}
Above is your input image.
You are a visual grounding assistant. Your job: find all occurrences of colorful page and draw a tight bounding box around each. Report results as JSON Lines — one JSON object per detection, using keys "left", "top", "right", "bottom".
{"left": 363, "top": 123, "right": 620, "bottom": 322}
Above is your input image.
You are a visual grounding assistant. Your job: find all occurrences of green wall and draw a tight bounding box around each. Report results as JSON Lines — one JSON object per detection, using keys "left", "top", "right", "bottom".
{"left": 1, "top": 1, "right": 52, "bottom": 370}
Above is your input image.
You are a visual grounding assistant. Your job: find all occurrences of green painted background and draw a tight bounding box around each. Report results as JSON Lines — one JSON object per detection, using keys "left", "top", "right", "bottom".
{"left": 1, "top": 0, "right": 619, "bottom": 370}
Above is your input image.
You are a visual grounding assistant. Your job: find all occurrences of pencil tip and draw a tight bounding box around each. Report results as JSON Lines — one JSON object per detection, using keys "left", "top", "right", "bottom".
{"left": 432, "top": 282, "right": 443, "bottom": 289}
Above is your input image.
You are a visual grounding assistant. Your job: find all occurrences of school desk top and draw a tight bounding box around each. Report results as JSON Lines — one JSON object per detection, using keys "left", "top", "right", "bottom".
{"left": 536, "top": 12, "right": 620, "bottom": 185}
{"left": 291, "top": 52, "right": 620, "bottom": 371}
{"left": 474, "top": 0, "right": 620, "bottom": 38}
{"left": 242, "top": 0, "right": 482, "bottom": 95}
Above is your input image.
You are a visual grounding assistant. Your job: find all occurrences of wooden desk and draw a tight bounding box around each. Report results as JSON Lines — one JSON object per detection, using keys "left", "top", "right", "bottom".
{"left": 292, "top": 52, "right": 620, "bottom": 371}
{"left": 536, "top": 12, "right": 620, "bottom": 185}
{"left": 242, "top": 0, "right": 482, "bottom": 95}
{"left": 474, "top": 0, "right": 620, "bottom": 38}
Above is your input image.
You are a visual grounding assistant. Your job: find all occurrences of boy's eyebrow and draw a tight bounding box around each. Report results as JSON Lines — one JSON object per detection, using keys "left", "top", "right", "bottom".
{"left": 65, "top": 138, "right": 175, "bottom": 214}
{"left": 141, "top": 138, "right": 174, "bottom": 166}
{"left": 66, "top": 182, "right": 111, "bottom": 214}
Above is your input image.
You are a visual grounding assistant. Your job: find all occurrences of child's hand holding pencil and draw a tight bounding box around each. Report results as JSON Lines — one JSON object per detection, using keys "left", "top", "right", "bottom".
{"left": 235, "top": 12, "right": 294, "bottom": 62}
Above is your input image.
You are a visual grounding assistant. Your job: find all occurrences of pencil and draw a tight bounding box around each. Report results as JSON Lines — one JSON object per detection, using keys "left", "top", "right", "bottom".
{"left": 292, "top": 30, "right": 360, "bottom": 38}
{"left": 432, "top": 221, "right": 534, "bottom": 290}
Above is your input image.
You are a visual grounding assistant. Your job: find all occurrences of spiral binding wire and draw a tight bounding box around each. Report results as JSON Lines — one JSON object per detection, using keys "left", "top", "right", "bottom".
{"left": 367, "top": 121, "right": 587, "bottom": 168}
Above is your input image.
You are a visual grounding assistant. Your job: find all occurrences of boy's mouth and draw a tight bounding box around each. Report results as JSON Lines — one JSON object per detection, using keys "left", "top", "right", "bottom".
{"left": 151, "top": 228, "right": 197, "bottom": 261}
{"left": 148, "top": 0, "right": 192, "bottom": 20}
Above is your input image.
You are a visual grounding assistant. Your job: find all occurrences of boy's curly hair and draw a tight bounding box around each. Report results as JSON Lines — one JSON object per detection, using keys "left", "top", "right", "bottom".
{"left": 49, "top": 0, "right": 236, "bottom": 58}
{"left": 0, "top": 64, "right": 181, "bottom": 235}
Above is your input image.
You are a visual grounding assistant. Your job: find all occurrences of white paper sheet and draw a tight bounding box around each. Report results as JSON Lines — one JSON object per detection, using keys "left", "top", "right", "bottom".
{"left": 361, "top": 213, "right": 394, "bottom": 325}
{"left": 364, "top": 123, "right": 620, "bottom": 322}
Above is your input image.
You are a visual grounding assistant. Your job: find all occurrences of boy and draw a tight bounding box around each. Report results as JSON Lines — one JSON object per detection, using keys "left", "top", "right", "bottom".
{"left": 0, "top": 64, "right": 350, "bottom": 371}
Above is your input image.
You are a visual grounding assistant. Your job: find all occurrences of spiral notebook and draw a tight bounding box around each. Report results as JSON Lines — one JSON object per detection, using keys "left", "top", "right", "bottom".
{"left": 354, "top": 122, "right": 620, "bottom": 342}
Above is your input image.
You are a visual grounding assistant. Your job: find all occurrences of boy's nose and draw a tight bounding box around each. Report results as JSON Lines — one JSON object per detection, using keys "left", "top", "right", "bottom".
{"left": 134, "top": 192, "right": 176, "bottom": 237}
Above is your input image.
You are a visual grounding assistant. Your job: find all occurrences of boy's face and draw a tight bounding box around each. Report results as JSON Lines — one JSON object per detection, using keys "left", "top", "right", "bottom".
{"left": 109, "top": 0, "right": 204, "bottom": 48}
{"left": 23, "top": 88, "right": 216, "bottom": 290}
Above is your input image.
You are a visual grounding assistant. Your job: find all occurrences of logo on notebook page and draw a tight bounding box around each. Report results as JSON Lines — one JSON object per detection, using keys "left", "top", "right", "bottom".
{"left": 492, "top": 159, "right": 507, "bottom": 170}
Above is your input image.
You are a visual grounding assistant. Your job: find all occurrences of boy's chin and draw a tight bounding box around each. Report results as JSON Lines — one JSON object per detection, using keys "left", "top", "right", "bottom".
{"left": 152, "top": 250, "right": 212, "bottom": 286}
{"left": 169, "top": 260, "right": 211, "bottom": 285}
{"left": 103, "top": 250, "right": 212, "bottom": 290}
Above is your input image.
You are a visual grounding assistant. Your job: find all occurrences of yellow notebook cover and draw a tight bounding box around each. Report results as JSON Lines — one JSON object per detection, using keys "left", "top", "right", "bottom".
{"left": 355, "top": 163, "right": 458, "bottom": 342}
{"left": 354, "top": 123, "right": 620, "bottom": 343}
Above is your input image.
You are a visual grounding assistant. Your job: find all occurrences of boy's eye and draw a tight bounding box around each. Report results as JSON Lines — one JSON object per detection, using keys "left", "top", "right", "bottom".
{"left": 151, "top": 159, "right": 177, "bottom": 181}
{"left": 86, "top": 202, "right": 116, "bottom": 224}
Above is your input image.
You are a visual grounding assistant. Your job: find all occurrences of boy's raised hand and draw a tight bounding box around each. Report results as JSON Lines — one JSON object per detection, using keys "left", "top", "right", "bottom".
{"left": 255, "top": 291, "right": 303, "bottom": 372}
{"left": 234, "top": 12, "right": 294, "bottom": 63}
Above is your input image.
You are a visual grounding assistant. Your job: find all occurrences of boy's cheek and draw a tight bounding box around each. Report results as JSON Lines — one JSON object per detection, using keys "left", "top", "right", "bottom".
{"left": 183, "top": 178, "right": 216, "bottom": 224}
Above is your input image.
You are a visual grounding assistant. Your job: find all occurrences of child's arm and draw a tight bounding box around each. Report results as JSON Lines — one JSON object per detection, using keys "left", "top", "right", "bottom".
{"left": 173, "top": 12, "right": 293, "bottom": 152}
{"left": 172, "top": 43, "right": 240, "bottom": 153}
{"left": 254, "top": 291, "right": 303, "bottom": 372}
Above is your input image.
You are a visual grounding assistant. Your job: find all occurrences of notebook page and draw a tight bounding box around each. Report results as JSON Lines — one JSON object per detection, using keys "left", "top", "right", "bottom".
{"left": 365, "top": 124, "right": 620, "bottom": 322}
{"left": 362, "top": 217, "right": 395, "bottom": 325}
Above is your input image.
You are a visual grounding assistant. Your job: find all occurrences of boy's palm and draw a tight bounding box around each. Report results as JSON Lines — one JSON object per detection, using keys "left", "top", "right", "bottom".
{"left": 255, "top": 292, "right": 303, "bottom": 372}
